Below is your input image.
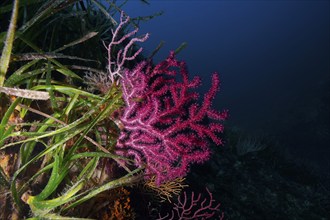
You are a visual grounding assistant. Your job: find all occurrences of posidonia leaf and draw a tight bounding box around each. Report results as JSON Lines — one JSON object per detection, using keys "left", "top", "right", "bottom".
{"left": 0, "top": 126, "right": 16, "bottom": 148}
{"left": 32, "top": 85, "right": 102, "bottom": 100}
{"left": 11, "top": 125, "right": 87, "bottom": 208}
{"left": 69, "top": 152, "right": 127, "bottom": 161}
{"left": 0, "top": 31, "right": 6, "bottom": 46}
{"left": 19, "top": 163, "right": 55, "bottom": 196}
{"left": 5, "top": 69, "right": 44, "bottom": 87}
{"left": 174, "top": 42, "right": 188, "bottom": 55}
{"left": 18, "top": 0, "right": 69, "bottom": 34}
{"left": 0, "top": 97, "right": 21, "bottom": 139}
{"left": 34, "top": 155, "right": 60, "bottom": 201}
{"left": 52, "top": 61, "right": 82, "bottom": 80}
{"left": 62, "top": 167, "right": 144, "bottom": 211}
{"left": 0, "top": 86, "right": 50, "bottom": 100}
{"left": 4, "top": 60, "right": 41, "bottom": 87}
{"left": 148, "top": 40, "right": 165, "bottom": 60}
{"left": 90, "top": 0, "right": 117, "bottom": 26}
{"left": 68, "top": 65, "right": 106, "bottom": 75}
{"left": 11, "top": 52, "right": 99, "bottom": 63}
{"left": 46, "top": 62, "right": 58, "bottom": 111}
{"left": 64, "top": 93, "right": 79, "bottom": 117}
{"left": 19, "top": 112, "right": 62, "bottom": 166}
{"left": 0, "top": 0, "right": 19, "bottom": 86}
{"left": 77, "top": 157, "right": 99, "bottom": 180}
{"left": 53, "top": 31, "right": 99, "bottom": 53}
{"left": 17, "top": 35, "right": 83, "bottom": 80}
{"left": 27, "top": 179, "right": 85, "bottom": 216}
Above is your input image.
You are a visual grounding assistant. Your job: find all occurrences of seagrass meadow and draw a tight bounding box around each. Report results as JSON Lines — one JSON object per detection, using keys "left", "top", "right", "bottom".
{"left": 0, "top": 0, "right": 225, "bottom": 219}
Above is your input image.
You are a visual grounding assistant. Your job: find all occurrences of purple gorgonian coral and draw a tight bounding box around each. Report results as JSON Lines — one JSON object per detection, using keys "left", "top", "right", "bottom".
{"left": 116, "top": 52, "right": 228, "bottom": 185}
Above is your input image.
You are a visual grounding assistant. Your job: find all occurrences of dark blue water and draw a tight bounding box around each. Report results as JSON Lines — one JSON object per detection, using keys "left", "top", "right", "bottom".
{"left": 110, "top": 1, "right": 330, "bottom": 172}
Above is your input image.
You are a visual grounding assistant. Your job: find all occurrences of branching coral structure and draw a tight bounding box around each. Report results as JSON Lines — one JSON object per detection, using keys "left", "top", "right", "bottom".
{"left": 85, "top": 11, "right": 149, "bottom": 93}
{"left": 157, "top": 188, "right": 224, "bottom": 220}
{"left": 116, "top": 52, "right": 228, "bottom": 184}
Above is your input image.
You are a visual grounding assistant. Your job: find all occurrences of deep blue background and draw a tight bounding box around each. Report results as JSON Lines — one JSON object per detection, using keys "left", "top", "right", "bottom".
{"left": 110, "top": 1, "right": 329, "bottom": 171}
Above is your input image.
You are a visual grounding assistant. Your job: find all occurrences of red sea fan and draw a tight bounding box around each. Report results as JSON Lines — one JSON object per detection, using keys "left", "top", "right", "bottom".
{"left": 116, "top": 52, "right": 228, "bottom": 185}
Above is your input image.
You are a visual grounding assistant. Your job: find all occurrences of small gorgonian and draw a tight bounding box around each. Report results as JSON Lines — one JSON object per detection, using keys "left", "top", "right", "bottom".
{"left": 157, "top": 188, "right": 224, "bottom": 220}
{"left": 85, "top": 11, "right": 149, "bottom": 93}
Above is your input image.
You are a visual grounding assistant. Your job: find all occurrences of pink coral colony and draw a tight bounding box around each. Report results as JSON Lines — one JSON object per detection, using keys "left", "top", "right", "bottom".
{"left": 116, "top": 52, "right": 228, "bottom": 185}
{"left": 100, "top": 11, "right": 228, "bottom": 185}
